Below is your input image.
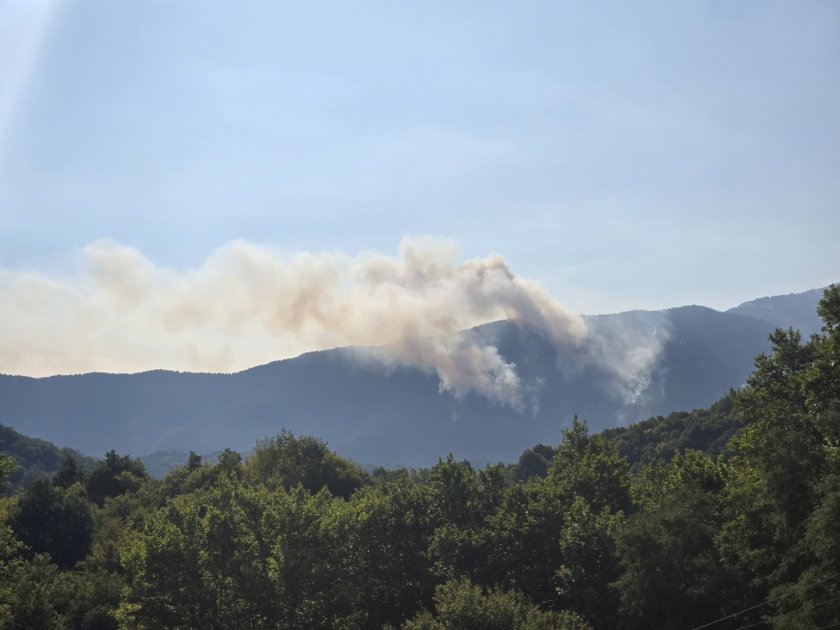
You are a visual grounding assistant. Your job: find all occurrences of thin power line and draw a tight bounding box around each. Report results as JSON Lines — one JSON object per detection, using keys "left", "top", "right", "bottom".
{"left": 688, "top": 572, "right": 840, "bottom": 630}
{"left": 733, "top": 594, "right": 840, "bottom": 630}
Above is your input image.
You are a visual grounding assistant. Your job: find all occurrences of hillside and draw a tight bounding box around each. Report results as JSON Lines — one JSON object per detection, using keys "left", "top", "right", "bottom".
{"left": 727, "top": 286, "right": 826, "bottom": 337}
{"left": 0, "top": 288, "right": 825, "bottom": 466}
{"left": 0, "top": 422, "right": 96, "bottom": 493}
{"left": 599, "top": 393, "right": 740, "bottom": 466}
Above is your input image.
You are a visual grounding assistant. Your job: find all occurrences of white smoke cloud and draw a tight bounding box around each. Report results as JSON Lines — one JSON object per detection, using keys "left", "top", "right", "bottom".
{"left": 0, "top": 236, "right": 587, "bottom": 407}
{"left": 356, "top": 332, "right": 527, "bottom": 409}
{"left": 575, "top": 311, "right": 671, "bottom": 405}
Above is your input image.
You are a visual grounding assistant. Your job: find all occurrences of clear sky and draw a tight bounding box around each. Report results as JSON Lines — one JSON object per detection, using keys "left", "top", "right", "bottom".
{"left": 1, "top": 0, "right": 839, "bottom": 316}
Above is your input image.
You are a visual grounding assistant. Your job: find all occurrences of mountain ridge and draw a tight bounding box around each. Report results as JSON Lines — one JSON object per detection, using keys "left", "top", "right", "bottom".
{"left": 0, "top": 287, "right": 828, "bottom": 466}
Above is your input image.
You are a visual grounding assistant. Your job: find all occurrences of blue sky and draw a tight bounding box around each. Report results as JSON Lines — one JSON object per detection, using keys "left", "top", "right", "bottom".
{"left": 1, "top": 0, "right": 839, "bottom": 315}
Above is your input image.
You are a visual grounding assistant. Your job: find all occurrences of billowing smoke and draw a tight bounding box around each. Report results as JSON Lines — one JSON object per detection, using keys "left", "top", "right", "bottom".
{"left": 355, "top": 332, "right": 528, "bottom": 409}
{"left": 0, "top": 237, "right": 587, "bottom": 407}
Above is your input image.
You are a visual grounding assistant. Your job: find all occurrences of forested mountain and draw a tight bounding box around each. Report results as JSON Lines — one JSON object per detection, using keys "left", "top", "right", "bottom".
{"left": 0, "top": 423, "right": 96, "bottom": 494}
{"left": 0, "top": 285, "right": 837, "bottom": 628}
{"left": 600, "top": 393, "right": 741, "bottom": 466}
{"left": 727, "top": 286, "right": 826, "bottom": 337}
{"left": 0, "top": 287, "right": 826, "bottom": 466}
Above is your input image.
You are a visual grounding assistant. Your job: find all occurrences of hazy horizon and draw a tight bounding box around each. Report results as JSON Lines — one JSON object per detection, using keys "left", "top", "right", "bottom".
{"left": 2, "top": 1, "right": 838, "bottom": 376}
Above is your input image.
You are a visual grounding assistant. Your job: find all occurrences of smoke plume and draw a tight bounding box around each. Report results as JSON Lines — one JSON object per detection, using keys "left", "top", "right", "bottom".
{"left": 0, "top": 237, "right": 587, "bottom": 407}
{"left": 577, "top": 312, "right": 671, "bottom": 405}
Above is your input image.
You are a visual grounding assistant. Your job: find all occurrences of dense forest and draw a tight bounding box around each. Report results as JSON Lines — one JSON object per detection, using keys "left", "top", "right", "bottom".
{"left": 0, "top": 286, "right": 838, "bottom": 629}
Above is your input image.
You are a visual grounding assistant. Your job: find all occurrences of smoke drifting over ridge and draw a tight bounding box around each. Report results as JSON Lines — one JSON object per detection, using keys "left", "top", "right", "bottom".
{"left": 0, "top": 237, "right": 588, "bottom": 407}
{"left": 576, "top": 312, "right": 671, "bottom": 406}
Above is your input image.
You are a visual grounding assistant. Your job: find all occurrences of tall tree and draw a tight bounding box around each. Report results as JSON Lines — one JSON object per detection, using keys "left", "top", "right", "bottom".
{"left": 11, "top": 480, "right": 94, "bottom": 570}
{"left": 86, "top": 451, "right": 148, "bottom": 506}
{"left": 244, "top": 430, "right": 366, "bottom": 499}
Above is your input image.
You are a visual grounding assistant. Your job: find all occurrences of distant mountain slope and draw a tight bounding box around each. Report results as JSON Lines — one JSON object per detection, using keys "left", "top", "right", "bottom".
{"left": 0, "top": 287, "right": 827, "bottom": 466}
{"left": 727, "top": 287, "right": 825, "bottom": 337}
{"left": 0, "top": 422, "right": 96, "bottom": 493}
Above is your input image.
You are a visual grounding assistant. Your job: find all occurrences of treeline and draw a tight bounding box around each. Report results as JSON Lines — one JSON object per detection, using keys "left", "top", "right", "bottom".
{"left": 0, "top": 286, "right": 838, "bottom": 629}
{"left": 513, "top": 393, "right": 741, "bottom": 480}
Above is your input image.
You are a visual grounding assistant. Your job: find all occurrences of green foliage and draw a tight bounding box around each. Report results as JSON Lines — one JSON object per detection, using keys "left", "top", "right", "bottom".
{"left": 711, "top": 285, "right": 840, "bottom": 627}
{"left": 0, "top": 554, "right": 66, "bottom": 630}
{"left": 245, "top": 430, "right": 367, "bottom": 499}
{"left": 187, "top": 450, "right": 202, "bottom": 471}
{"left": 53, "top": 454, "right": 88, "bottom": 489}
{"left": 477, "top": 476, "right": 567, "bottom": 606}
{"left": 0, "top": 423, "right": 95, "bottom": 494}
{"left": 120, "top": 477, "right": 359, "bottom": 629}
{"left": 216, "top": 447, "right": 244, "bottom": 479}
{"left": 631, "top": 449, "right": 723, "bottom": 512}
{"left": 510, "top": 443, "right": 555, "bottom": 481}
{"left": 548, "top": 418, "right": 632, "bottom": 513}
{"left": 0, "top": 554, "right": 120, "bottom": 630}
{"left": 121, "top": 479, "right": 276, "bottom": 628}
{"left": 426, "top": 458, "right": 515, "bottom": 592}
{"left": 86, "top": 450, "right": 149, "bottom": 506}
{"left": 158, "top": 460, "right": 218, "bottom": 501}
{"left": 616, "top": 454, "right": 733, "bottom": 629}
{"left": 349, "top": 478, "right": 435, "bottom": 627}
{"left": 555, "top": 497, "right": 624, "bottom": 627}
{"left": 427, "top": 456, "right": 485, "bottom": 528}
{"left": 11, "top": 479, "right": 94, "bottom": 569}
{"left": 601, "top": 392, "right": 741, "bottom": 466}
{"left": 0, "top": 516, "right": 24, "bottom": 625}
{"left": 402, "top": 578, "right": 592, "bottom": 630}
{"left": 0, "top": 454, "right": 13, "bottom": 495}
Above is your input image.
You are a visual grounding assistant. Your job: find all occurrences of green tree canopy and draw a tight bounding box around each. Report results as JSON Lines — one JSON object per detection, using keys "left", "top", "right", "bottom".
{"left": 11, "top": 480, "right": 94, "bottom": 570}
{"left": 244, "top": 430, "right": 366, "bottom": 499}
{"left": 86, "top": 450, "right": 149, "bottom": 506}
{"left": 402, "top": 578, "right": 592, "bottom": 630}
